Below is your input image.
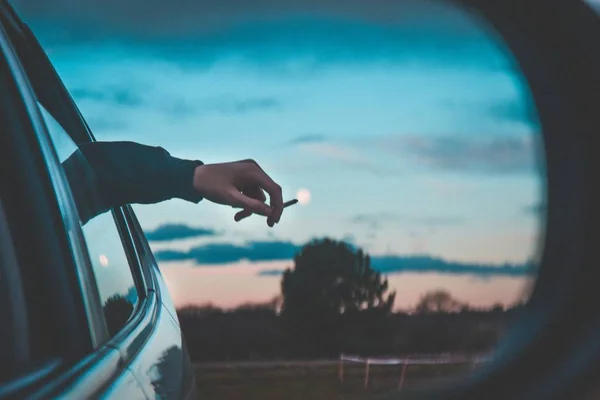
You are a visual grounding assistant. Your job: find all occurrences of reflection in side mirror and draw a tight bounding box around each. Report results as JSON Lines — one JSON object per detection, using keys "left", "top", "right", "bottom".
{"left": 38, "top": 0, "right": 545, "bottom": 397}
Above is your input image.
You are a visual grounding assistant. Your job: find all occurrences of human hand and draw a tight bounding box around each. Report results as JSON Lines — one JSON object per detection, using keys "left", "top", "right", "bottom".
{"left": 192, "top": 159, "right": 284, "bottom": 227}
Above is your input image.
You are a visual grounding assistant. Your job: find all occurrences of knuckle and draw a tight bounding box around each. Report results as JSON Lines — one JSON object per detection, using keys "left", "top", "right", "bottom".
{"left": 240, "top": 159, "right": 258, "bottom": 169}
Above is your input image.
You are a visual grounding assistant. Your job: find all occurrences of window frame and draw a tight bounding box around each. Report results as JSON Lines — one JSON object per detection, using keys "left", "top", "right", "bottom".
{"left": 0, "top": 17, "right": 97, "bottom": 396}
{"left": 35, "top": 100, "right": 150, "bottom": 308}
{"left": 0, "top": 2, "right": 162, "bottom": 397}
{"left": 1, "top": 8, "right": 153, "bottom": 343}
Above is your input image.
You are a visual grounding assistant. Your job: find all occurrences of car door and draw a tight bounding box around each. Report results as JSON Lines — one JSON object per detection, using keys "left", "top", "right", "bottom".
{"left": 0, "top": 3, "right": 195, "bottom": 399}
{"left": 0, "top": 16, "right": 147, "bottom": 400}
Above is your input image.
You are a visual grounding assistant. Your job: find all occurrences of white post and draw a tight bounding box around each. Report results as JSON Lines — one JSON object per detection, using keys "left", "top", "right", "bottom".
{"left": 364, "top": 359, "right": 370, "bottom": 389}
{"left": 398, "top": 362, "right": 408, "bottom": 391}
{"left": 471, "top": 357, "right": 478, "bottom": 376}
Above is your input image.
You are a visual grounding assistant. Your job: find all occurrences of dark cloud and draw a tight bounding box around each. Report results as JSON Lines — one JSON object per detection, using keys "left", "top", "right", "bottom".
{"left": 144, "top": 224, "right": 219, "bottom": 242}
{"left": 379, "top": 134, "right": 536, "bottom": 174}
{"left": 154, "top": 240, "right": 300, "bottom": 264}
{"left": 72, "top": 90, "right": 280, "bottom": 132}
{"left": 371, "top": 256, "right": 534, "bottom": 276}
{"left": 71, "top": 85, "right": 279, "bottom": 115}
{"left": 351, "top": 213, "right": 465, "bottom": 229}
{"left": 11, "top": 0, "right": 479, "bottom": 39}
{"left": 153, "top": 238, "right": 535, "bottom": 278}
{"left": 70, "top": 87, "right": 143, "bottom": 107}
{"left": 13, "top": 0, "right": 509, "bottom": 71}
{"left": 259, "top": 269, "right": 289, "bottom": 276}
{"left": 442, "top": 98, "right": 539, "bottom": 127}
{"left": 85, "top": 116, "right": 130, "bottom": 132}
{"left": 289, "top": 134, "right": 328, "bottom": 145}
{"left": 203, "top": 97, "right": 280, "bottom": 114}
{"left": 522, "top": 203, "right": 546, "bottom": 216}
{"left": 258, "top": 255, "right": 535, "bottom": 278}
{"left": 486, "top": 100, "right": 539, "bottom": 126}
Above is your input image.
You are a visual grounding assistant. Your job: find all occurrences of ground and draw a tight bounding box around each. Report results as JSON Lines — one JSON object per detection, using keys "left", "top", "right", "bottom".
{"left": 194, "top": 360, "right": 475, "bottom": 400}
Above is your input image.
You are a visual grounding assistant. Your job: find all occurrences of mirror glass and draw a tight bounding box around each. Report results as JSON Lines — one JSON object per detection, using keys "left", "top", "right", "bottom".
{"left": 28, "top": 0, "right": 545, "bottom": 396}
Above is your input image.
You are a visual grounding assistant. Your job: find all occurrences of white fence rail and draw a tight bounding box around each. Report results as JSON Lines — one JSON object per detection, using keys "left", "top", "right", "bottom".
{"left": 339, "top": 353, "right": 492, "bottom": 390}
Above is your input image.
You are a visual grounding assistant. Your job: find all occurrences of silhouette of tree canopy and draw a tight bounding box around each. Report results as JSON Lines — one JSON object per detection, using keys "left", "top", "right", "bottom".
{"left": 103, "top": 294, "right": 134, "bottom": 336}
{"left": 177, "top": 296, "right": 525, "bottom": 362}
{"left": 278, "top": 238, "right": 396, "bottom": 357}
{"left": 281, "top": 238, "right": 396, "bottom": 319}
{"left": 173, "top": 239, "right": 529, "bottom": 361}
{"left": 150, "top": 345, "right": 185, "bottom": 399}
{"left": 414, "top": 289, "right": 463, "bottom": 314}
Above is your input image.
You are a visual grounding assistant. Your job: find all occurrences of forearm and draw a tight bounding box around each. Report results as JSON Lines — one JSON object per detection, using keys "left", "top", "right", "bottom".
{"left": 62, "top": 141, "right": 203, "bottom": 224}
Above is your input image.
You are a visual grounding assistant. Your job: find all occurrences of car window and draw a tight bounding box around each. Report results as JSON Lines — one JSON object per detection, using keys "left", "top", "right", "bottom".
{"left": 38, "top": 104, "right": 140, "bottom": 337}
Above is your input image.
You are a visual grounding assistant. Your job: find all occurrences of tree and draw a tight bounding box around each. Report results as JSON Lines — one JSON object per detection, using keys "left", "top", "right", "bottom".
{"left": 103, "top": 294, "right": 134, "bottom": 336}
{"left": 281, "top": 238, "right": 395, "bottom": 317}
{"left": 414, "top": 289, "right": 463, "bottom": 314}
{"left": 280, "top": 238, "right": 396, "bottom": 356}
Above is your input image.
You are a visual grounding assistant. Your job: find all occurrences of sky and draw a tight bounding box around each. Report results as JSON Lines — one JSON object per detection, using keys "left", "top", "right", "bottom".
{"left": 14, "top": 0, "right": 545, "bottom": 311}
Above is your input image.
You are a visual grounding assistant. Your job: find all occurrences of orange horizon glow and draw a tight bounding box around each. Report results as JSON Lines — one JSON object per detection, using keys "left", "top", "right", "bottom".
{"left": 159, "top": 259, "right": 534, "bottom": 312}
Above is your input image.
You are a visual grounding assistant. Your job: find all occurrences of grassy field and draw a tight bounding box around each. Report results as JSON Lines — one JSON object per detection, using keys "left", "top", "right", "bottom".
{"left": 194, "top": 360, "right": 475, "bottom": 400}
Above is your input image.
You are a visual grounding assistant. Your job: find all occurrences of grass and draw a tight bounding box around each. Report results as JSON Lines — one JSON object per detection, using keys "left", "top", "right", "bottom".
{"left": 194, "top": 360, "right": 476, "bottom": 400}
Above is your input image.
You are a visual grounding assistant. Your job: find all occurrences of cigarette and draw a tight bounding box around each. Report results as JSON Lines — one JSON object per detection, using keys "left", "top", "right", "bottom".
{"left": 284, "top": 199, "right": 298, "bottom": 208}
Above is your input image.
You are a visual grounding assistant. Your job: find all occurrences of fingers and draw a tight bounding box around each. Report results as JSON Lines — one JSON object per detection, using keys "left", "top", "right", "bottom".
{"left": 234, "top": 209, "right": 253, "bottom": 222}
{"left": 242, "top": 186, "right": 266, "bottom": 202}
{"left": 234, "top": 159, "right": 284, "bottom": 226}
{"left": 228, "top": 190, "right": 272, "bottom": 217}
{"left": 236, "top": 199, "right": 298, "bottom": 223}
{"left": 233, "top": 186, "right": 266, "bottom": 222}
{"left": 246, "top": 169, "right": 283, "bottom": 226}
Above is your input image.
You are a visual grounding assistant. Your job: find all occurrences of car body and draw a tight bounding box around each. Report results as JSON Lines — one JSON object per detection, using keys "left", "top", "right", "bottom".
{"left": 0, "top": 1, "right": 197, "bottom": 398}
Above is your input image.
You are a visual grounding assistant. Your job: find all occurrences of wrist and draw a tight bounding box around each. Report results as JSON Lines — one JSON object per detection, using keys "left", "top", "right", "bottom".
{"left": 176, "top": 159, "right": 203, "bottom": 203}
{"left": 192, "top": 163, "right": 207, "bottom": 193}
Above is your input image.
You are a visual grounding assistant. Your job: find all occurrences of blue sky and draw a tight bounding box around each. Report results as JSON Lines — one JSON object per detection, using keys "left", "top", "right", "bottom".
{"left": 16, "top": 0, "right": 545, "bottom": 309}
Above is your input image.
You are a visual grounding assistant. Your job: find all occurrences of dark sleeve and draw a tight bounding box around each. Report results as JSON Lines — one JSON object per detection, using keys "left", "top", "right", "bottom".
{"left": 62, "top": 141, "right": 203, "bottom": 224}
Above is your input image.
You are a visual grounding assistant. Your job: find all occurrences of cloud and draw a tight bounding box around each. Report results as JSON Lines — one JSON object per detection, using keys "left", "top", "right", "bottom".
{"left": 351, "top": 213, "right": 465, "bottom": 229}
{"left": 257, "top": 255, "right": 535, "bottom": 278}
{"left": 371, "top": 256, "right": 534, "bottom": 276}
{"left": 12, "top": 0, "right": 480, "bottom": 40}
{"left": 144, "top": 224, "right": 220, "bottom": 242}
{"left": 153, "top": 238, "right": 534, "bottom": 278}
{"left": 70, "top": 87, "right": 144, "bottom": 107}
{"left": 202, "top": 96, "right": 280, "bottom": 114}
{"left": 289, "top": 134, "right": 328, "bottom": 145}
{"left": 71, "top": 84, "right": 279, "bottom": 114}
{"left": 69, "top": 87, "right": 280, "bottom": 130}
{"left": 522, "top": 203, "right": 546, "bottom": 216}
{"left": 85, "top": 116, "right": 130, "bottom": 132}
{"left": 374, "top": 134, "right": 536, "bottom": 174}
{"left": 485, "top": 99, "right": 538, "bottom": 126}
{"left": 259, "top": 269, "right": 289, "bottom": 276}
{"left": 14, "top": 0, "right": 507, "bottom": 71}
{"left": 298, "top": 142, "right": 362, "bottom": 163}
{"left": 154, "top": 240, "right": 300, "bottom": 264}
{"left": 294, "top": 140, "right": 392, "bottom": 175}
{"left": 442, "top": 98, "right": 539, "bottom": 127}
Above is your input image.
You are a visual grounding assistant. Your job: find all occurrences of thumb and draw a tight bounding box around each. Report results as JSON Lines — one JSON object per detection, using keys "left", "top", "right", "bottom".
{"left": 229, "top": 190, "right": 272, "bottom": 217}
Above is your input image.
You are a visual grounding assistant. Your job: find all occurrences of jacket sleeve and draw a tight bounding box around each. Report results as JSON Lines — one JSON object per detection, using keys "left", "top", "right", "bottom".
{"left": 62, "top": 141, "right": 203, "bottom": 224}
